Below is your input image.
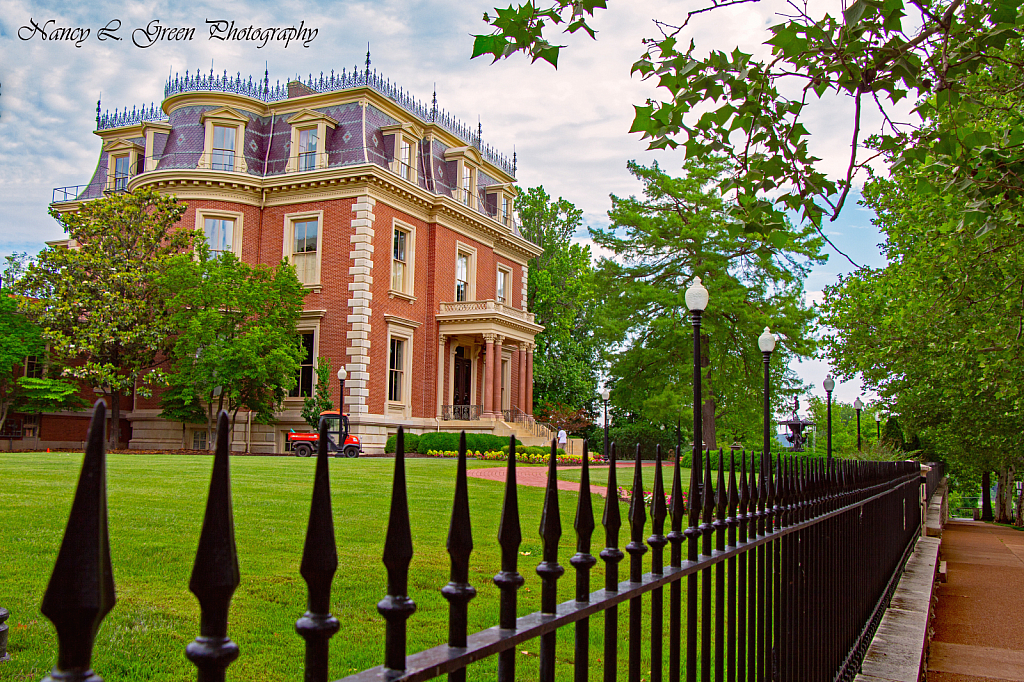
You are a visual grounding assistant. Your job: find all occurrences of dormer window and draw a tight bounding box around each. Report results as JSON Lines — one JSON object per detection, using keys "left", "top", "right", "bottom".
{"left": 298, "top": 128, "right": 318, "bottom": 171}
{"left": 200, "top": 107, "right": 248, "bottom": 173}
{"left": 103, "top": 139, "right": 143, "bottom": 192}
{"left": 212, "top": 125, "right": 236, "bottom": 171}
{"left": 286, "top": 109, "right": 337, "bottom": 173}
{"left": 443, "top": 146, "right": 484, "bottom": 210}
{"left": 399, "top": 139, "right": 412, "bottom": 180}
{"left": 462, "top": 165, "right": 473, "bottom": 206}
{"left": 381, "top": 123, "right": 421, "bottom": 184}
{"left": 502, "top": 196, "right": 512, "bottom": 226}
{"left": 113, "top": 155, "right": 131, "bottom": 191}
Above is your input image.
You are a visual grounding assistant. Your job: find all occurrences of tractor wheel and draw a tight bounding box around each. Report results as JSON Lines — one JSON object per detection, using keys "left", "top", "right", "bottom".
{"left": 294, "top": 443, "right": 313, "bottom": 458}
{"left": 344, "top": 445, "right": 359, "bottom": 458}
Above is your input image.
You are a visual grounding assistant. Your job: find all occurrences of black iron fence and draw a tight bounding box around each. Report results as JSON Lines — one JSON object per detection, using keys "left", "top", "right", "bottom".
{"left": 36, "top": 400, "right": 924, "bottom": 682}
{"left": 924, "top": 461, "right": 944, "bottom": 502}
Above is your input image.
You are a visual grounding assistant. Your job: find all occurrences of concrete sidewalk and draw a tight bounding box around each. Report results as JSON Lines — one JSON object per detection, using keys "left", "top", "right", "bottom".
{"left": 928, "top": 520, "right": 1024, "bottom": 681}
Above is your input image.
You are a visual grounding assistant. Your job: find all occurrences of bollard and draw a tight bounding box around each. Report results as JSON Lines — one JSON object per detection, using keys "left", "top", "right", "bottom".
{"left": 0, "top": 607, "right": 10, "bottom": 662}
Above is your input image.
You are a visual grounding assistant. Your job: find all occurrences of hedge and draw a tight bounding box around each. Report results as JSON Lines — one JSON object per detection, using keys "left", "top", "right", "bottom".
{"left": 384, "top": 433, "right": 421, "bottom": 454}
{"left": 386, "top": 431, "right": 520, "bottom": 453}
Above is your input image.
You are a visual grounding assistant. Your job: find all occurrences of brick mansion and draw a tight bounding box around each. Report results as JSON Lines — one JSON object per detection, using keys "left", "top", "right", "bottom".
{"left": 26, "top": 64, "right": 547, "bottom": 454}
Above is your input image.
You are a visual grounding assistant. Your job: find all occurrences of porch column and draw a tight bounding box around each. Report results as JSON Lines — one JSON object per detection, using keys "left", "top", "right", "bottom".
{"left": 493, "top": 335, "right": 504, "bottom": 419}
{"left": 518, "top": 343, "right": 527, "bottom": 413}
{"left": 436, "top": 334, "right": 446, "bottom": 418}
{"left": 526, "top": 343, "right": 534, "bottom": 416}
{"left": 483, "top": 334, "right": 495, "bottom": 417}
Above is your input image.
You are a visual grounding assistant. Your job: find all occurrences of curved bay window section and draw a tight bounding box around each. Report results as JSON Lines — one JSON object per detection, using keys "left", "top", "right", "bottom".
{"left": 204, "top": 217, "right": 235, "bottom": 257}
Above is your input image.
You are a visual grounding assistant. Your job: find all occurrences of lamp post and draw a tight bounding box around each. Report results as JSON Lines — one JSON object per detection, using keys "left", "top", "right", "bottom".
{"left": 823, "top": 375, "right": 835, "bottom": 460}
{"left": 875, "top": 411, "right": 881, "bottom": 441}
{"left": 337, "top": 366, "right": 347, "bottom": 445}
{"left": 685, "top": 276, "right": 709, "bottom": 480}
{"left": 758, "top": 327, "right": 776, "bottom": 459}
{"left": 854, "top": 396, "right": 863, "bottom": 452}
{"left": 601, "top": 388, "right": 611, "bottom": 460}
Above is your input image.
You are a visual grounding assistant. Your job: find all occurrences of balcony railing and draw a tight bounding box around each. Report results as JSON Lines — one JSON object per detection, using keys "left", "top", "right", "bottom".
{"left": 438, "top": 299, "right": 536, "bottom": 324}
{"left": 441, "top": 405, "right": 482, "bottom": 421}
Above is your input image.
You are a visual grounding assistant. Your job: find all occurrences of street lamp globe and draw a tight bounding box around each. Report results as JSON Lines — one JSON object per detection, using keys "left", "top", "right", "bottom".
{"left": 823, "top": 375, "right": 835, "bottom": 392}
{"left": 853, "top": 397, "right": 864, "bottom": 411}
{"left": 337, "top": 367, "right": 347, "bottom": 381}
{"left": 757, "top": 327, "right": 776, "bottom": 353}
{"left": 685, "top": 276, "right": 710, "bottom": 311}
{"left": 875, "top": 412, "right": 881, "bottom": 423}
{"left": 600, "top": 388, "right": 611, "bottom": 402}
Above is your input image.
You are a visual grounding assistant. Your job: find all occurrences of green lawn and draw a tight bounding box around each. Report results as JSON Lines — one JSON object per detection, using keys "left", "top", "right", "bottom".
{"left": 560, "top": 461, "right": 691, "bottom": 494}
{"left": 1, "top": 453, "right": 711, "bottom": 681}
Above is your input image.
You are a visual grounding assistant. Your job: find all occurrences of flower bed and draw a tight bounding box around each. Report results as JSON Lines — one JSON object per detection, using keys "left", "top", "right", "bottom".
{"left": 616, "top": 487, "right": 689, "bottom": 513}
{"left": 424, "top": 450, "right": 607, "bottom": 466}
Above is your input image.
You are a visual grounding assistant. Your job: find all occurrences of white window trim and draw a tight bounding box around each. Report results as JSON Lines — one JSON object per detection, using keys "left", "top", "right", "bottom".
{"left": 385, "top": 316, "right": 421, "bottom": 418}
{"left": 199, "top": 107, "right": 248, "bottom": 173}
{"left": 282, "top": 209, "right": 325, "bottom": 289}
{"left": 286, "top": 321, "right": 321, "bottom": 402}
{"left": 381, "top": 123, "right": 422, "bottom": 184}
{"left": 496, "top": 264, "right": 512, "bottom": 305}
{"left": 286, "top": 110, "right": 338, "bottom": 173}
{"left": 389, "top": 219, "right": 417, "bottom": 302}
{"left": 455, "top": 241, "right": 478, "bottom": 303}
{"left": 195, "top": 208, "right": 244, "bottom": 258}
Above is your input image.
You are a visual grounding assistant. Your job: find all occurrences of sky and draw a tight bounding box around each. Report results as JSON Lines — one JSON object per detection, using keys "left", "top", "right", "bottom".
{"left": 0, "top": 0, "right": 892, "bottom": 409}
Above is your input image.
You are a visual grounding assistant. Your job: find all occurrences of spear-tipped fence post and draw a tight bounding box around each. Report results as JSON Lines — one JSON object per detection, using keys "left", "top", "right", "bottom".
{"left": 648, "top": 445, "right": 668, "bottom": 682}
{"left": 726, "top": 451, "right": 739, "bottom": 682}
{"left": 570, "top": 440, "right": 596, "bottom": 682}
{"left": 0, "top": 607, "right": 8, "bottom": 663}
{"left": 40, "top": 400, "right": 116, "bottom": 682}
{"left": 442, "top": 432, "right": 476, "bottom": 682}
{"left": 714, "top": 451, "right": 728, "bottom": 682}
{"left": 378, "top": 426, "right": 416, "bottom": 675}
{"left": 685, "top": 445, "right": 704, "bottom": 682}
{"left": 186, "top": 411, "right": 241, "bottom": 682}
{"left": 600, "top": 443, "right": 624, "bottom": 681}
{"left": 737, "top": 452, "right": 750, "bottom": 682}
{"left": 667, "top": 442, "right": 686, "bottom": 682}
{"left": 494, "top": 435, "right": 524, "bottom": 682}
{"left": 747, "top": 451, "right": 759, "bottom": 681}
{"left": 626, "top": 445, "right": 648, "bottom": 682}
{"left": 700, "top": 450, "right": 714, "bottom": 682}
{"left": 537, "top": 438, "right": 564, "bottom": 682}
{"left": 295, "top": 417, "right": 340, "bottom": 682}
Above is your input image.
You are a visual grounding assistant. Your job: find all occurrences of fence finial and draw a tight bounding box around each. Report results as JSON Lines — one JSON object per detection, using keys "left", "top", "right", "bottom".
{"left": 379, "top": 427, "right": 416, "bottom": 673}
{"left": 295, "top": 416, "right": 340, "bottom": 681}
{"left": 537, "top": 438, "right": 564, "bottom": 678}
{"left": 40, "top": 399, "right": 116, "bottom": 682}
{"left": 185, "top": 410, "right": 240, "bottom": 682}
{"left": 442, "top": 431, "right": 476, "bottom": 673}
{"left": 494, "top": 434, "right": 524, "bottom": 680}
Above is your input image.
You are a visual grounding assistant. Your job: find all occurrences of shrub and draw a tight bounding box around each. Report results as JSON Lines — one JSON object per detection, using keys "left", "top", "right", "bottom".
{"left": 384, "top": 432, "right": 421, "bottom": 453}
{"left": 416, "top": 432, "right": 520, "bottom": 454}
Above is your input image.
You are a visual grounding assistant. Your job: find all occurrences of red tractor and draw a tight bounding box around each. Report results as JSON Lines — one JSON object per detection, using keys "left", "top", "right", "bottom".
{"left": 287, "top": 410, "right": 361, "bottom": 458}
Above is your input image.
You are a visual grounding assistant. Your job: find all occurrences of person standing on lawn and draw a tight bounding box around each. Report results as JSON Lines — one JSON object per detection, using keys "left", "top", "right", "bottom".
{"left": 557, "top": 428, "right": 568, "bottom": 453}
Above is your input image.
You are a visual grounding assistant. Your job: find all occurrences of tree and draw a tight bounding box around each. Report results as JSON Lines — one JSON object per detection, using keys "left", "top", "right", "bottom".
{"left": 819, "top": 153, "right": 1024, "bottom": 522}
{"left": 535, "top": 401, "right": 594, "bottom": 435}
{"left": 517, "top": 186, "right": 602, "bottom": 412}
{"left": 301, "top": 358, "right": 334, "bottom": 429}
{"left": 160, "top": 246, "right": 307, "bottom": 448}
{"left": 473, "top": 1, "right": 1024, "bottom": 244}
{"left": 16, "top": 189, "right": 192, "bottom": 449}
{"left": 1, "top": 262, "right": 85, "bottom": 435}
{"left": 592, "top": 157, "right": 824, "bottom": 449}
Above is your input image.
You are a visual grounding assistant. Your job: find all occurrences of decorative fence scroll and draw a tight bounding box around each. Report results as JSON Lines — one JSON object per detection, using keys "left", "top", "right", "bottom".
{"left": 37, "top": 400, "right": 930, "bottom": 682}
